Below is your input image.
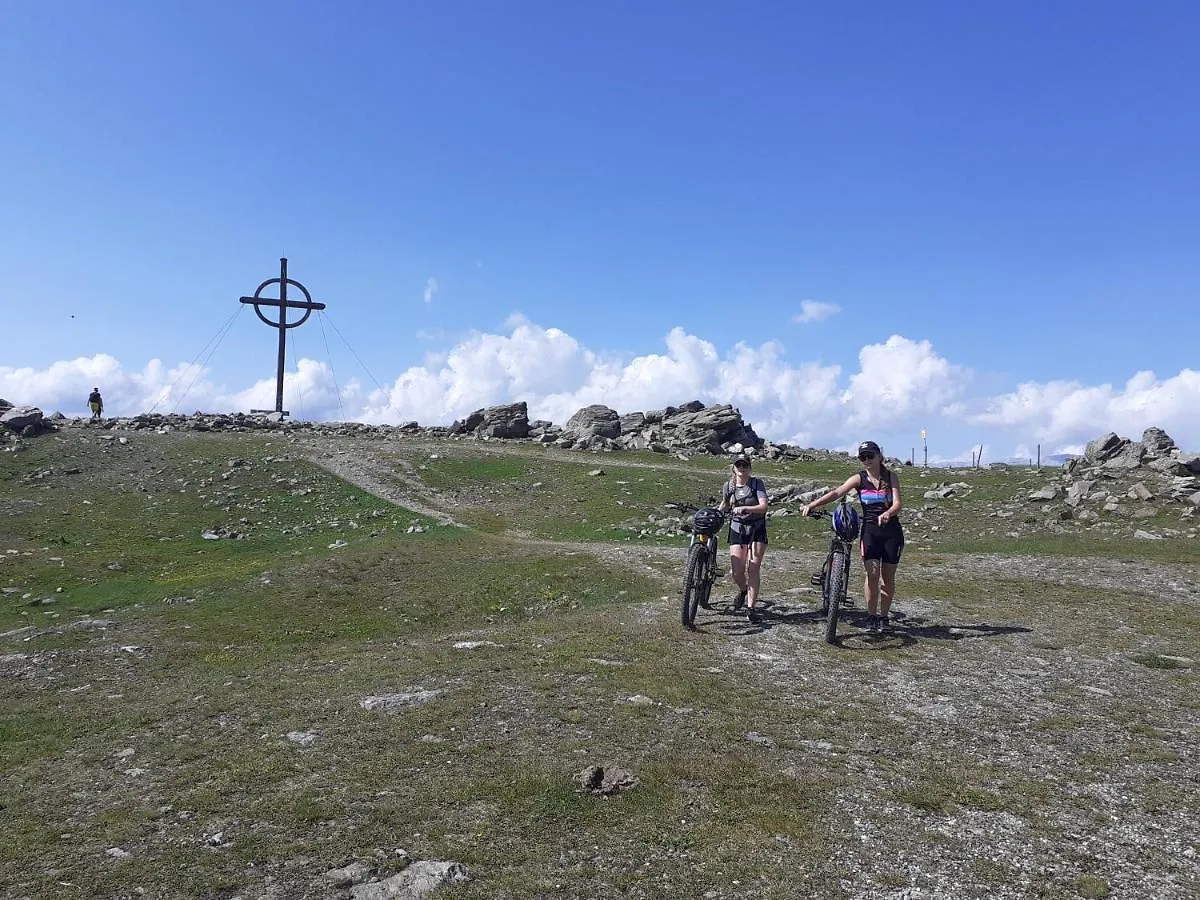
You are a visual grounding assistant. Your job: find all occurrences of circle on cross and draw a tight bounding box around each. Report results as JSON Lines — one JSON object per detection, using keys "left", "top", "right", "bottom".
{"left": 240, "top": 258, "right": 325, "bottom": 329}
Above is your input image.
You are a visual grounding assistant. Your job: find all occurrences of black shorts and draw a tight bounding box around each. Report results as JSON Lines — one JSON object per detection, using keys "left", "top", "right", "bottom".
{"left": 728, "top": 517, "right": 768, "bottom": 546}
{"left": 861, "top": 521, "right": 903, "bottom": 564}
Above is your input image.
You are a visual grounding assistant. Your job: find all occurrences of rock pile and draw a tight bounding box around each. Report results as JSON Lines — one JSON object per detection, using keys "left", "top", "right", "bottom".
{"left": 1029, "top": 427, "right": 1200, "bottom": 532}
{"left": 12, "top": 399, "right": 847, "bottom": 461}
{"left": 0, "top": 405, "right": 56, "bottom": 437}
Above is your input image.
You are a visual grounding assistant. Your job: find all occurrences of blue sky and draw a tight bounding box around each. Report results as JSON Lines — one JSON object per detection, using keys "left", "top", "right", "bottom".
{"left": 2, "top": 1, "right": 1198, "bottom": 461}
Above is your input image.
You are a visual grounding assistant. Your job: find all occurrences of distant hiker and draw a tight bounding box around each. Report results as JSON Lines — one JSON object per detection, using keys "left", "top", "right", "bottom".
{"left": 803, "top": 440, "right": 905, "bottom": 633}
{"left": 88, "top": 388, "right": 104, "bottom": 420}
{"left": 717, "top": 453, "right": 769, "bottom": 625}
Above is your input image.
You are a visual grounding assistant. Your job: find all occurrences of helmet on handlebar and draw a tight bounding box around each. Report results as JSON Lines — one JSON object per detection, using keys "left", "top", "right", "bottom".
{"left": 692, "top": 507, "right": 724, "bottom": 535}
{"left": 832, "top": 504, "right": 860, "bottom": 540}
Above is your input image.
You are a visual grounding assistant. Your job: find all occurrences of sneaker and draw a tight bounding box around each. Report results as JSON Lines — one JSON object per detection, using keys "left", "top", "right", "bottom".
{"left": 809, "top": 572, "right": 823, "bottom": 587}
{"left": 867, "top": 615, "right": 881, "bottom": 633}
{"left": 879, "top": 614, "right": 892, "bottom": 631}
{"left": 732, "top": 589, "right": 747, "bottom": 610}
{"left": 746, "top": 607, "right": 762, "bottom": 625}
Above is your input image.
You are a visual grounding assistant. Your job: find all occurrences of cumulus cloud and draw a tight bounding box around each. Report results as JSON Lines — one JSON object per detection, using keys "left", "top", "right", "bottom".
{"left": 5, "top": 325, "right": 1198, "bottom": 456}
{"left": 841, "top": 336, "right": 970, "bottom": 432}
{"left": 422, "top": 277, "right": 439, "bottom": 304}
{"left": 970, "top": 369, "right": 1200, "bottom": 452}
{"left": 791, "top": 300, "right": 841, "bottom": 324}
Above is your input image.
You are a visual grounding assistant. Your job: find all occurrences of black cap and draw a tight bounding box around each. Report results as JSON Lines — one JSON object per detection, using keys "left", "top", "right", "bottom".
{"left": 732, "top": 453, "right": 751, "bottom": 467}
{"left": 857, "top": 440, "right": 881, "bottom": 457}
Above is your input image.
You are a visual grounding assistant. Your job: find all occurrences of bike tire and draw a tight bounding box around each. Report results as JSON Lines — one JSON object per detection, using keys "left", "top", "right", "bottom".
{"left": 696, "top": 548, "right": 714, "bottom": 609}
{"left": 824, "top": 547, "right": 846, "bottom": 644}
{"left": 819, "top": 552, "right": 832, "bottom": 614}
{"left": 681, "top": 542, "right": 706, "bottom": 629}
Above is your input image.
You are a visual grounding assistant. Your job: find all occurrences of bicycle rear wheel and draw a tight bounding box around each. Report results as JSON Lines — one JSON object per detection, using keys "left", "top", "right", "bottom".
{"left": 681, "top": 542, "right": 706, "bottom": 629}
{"left": 824, "top": 547, "right": 846, "bottom": 644}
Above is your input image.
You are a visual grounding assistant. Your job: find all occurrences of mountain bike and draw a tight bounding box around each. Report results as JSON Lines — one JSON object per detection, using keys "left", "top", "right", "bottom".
{"left": 681, "top": 507, "right": 725, "bottom": 629}
{"left": 807, "top": 498, "right": 858, "bottom": 644}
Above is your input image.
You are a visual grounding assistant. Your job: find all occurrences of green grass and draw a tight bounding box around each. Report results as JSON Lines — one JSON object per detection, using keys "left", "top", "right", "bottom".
{"left": 1, "top": 429, "right": 1197, "bottom": 898}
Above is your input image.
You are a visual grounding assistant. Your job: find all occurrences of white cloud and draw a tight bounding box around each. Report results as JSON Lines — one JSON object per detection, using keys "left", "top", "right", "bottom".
{"left": 791, "top": 300, "right": 841, "bottom": 324}
{"left": 841, "top": 336, "right": 970, "bottom": 432}
{"left": 5, "top": 327, "right": 1198, "bottom": 456}
{"left": 970, "top": 369, "right": 1200, "bottom": 452}
{"left": 422, "top": 277, "right": 439, "bottom": 305}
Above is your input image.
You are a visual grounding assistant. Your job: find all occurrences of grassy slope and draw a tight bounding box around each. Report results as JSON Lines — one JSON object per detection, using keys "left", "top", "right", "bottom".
{"left": 1, "top": 430, "right": 1197, "bottom": 899}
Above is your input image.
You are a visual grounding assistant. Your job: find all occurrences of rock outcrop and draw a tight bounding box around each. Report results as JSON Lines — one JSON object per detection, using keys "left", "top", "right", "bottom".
{"left": 449, "top": 402, "right": 530, "bottom": 439}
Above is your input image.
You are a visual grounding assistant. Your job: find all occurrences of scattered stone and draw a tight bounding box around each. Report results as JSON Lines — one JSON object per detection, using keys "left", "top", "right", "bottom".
{"left": 106, "top": 847, "right": 131, "bottom": 859}
{"left": 1128, "top": 482, "right": 1154, "bottom": 501}
{"left": 1133, "top": 530, "right": 1163, "bottom": 541}
{"left": 576, "top": 764, "right": 638, "bottom": 796}
{"left": 626, "top": 694, "right": 654, "bottom": 705}
{"left": 360, "top": 690, "right": 442, "bottom": 712}
{"left": 588, "top": 468, "right": 605, "bottom": 477}
{"left": 452, "top": 640, "right": 500, "bottom": 650}
{"left": 287, "top": 730, "right": 319, "bottom": 747}
{"left": 745, "top": 731, "right": 775, "bottom": 746}
{"left": 1029, "top": 485, "right": 1059, "bottom": 501}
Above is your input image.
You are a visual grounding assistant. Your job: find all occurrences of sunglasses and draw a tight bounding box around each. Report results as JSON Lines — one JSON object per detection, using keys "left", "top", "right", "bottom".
{"left": 733, "top": 460, "right": 750, "bottom": 468}
{"left": 858, "top": 452, "right": 877, "bottom": 460}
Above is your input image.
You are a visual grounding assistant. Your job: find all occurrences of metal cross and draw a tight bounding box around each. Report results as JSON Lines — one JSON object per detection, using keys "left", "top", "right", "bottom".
{"left": 239, "top": 258, "right": 326, "bottom": 416}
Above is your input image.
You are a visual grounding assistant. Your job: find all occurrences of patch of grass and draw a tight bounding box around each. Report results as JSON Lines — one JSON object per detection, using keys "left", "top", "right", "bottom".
{"left": 1075, "top": 874, "right": 1112, "bottom": 898}
{"left": 1130, "top": 652, "right": 1189, "bottom": 670}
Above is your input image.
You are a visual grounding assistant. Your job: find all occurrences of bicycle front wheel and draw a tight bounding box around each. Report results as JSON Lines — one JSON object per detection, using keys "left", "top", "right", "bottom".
{"left": 824, "top": 547, "right": 846, "bottom": 644}
{"left": 681, "top": 542, "right": 706, "bottom": 629}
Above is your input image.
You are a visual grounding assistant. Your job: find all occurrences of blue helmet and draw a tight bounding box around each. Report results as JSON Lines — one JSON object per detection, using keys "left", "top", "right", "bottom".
{"left": 832, "top": 504, "right": 860, "bottom": 540}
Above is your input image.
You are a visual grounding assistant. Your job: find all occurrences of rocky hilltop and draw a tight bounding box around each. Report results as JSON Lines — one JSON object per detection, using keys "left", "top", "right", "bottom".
{"left": 0, "top": 398, "right": 847, "bottom": 461}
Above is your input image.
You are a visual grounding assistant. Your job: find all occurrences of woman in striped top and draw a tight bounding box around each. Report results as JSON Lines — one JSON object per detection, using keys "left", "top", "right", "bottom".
{"left": 802, "top": 440, "right": 904, "bottom": 633}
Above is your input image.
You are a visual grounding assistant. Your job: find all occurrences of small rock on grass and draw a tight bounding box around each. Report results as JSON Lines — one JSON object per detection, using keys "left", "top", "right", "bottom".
{"left": 360, "top": 690, "right": 441, "bottom": 712}
{"left": 576, "top": 764, "right": 637, "bottom": 796}
{"left": 287, "top": 730, "right": 319, "bottom": 746}
{"left": 348, "top": 860, "right": 470, "bottom": 899}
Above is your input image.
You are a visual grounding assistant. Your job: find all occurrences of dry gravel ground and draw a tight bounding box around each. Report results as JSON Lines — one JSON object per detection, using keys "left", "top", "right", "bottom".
{"left": 1, "top": 429, "right": 1196, "bottom": 899}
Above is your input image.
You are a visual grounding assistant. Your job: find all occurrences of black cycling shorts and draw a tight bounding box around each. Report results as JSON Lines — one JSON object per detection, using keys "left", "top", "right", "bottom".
{"left": 861, "top": 521, "right": 904, "bottom": 564}
{"left": 728, "top": 517, "right": 768, "bottom": 546}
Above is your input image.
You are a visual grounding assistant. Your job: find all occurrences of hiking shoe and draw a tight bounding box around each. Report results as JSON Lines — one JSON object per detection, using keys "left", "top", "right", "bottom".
{"left": 732, "top": 589, "right": 747, "bottom": 610}
{"left": 879, "top": 614, "right": 892, "bottom": 631}
{"left": 809, "top": 572, "right": 823, "bottom": 587}
{"left": 867, "top": 615, "right": 881, "bottom": 633}
{"left": 746, "top": 607, "right": 762, "bottom": 625}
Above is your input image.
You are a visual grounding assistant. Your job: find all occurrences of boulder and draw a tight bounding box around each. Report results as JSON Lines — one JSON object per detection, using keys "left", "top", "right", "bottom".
{"left": 659, "top": 403, "right": 762, "bottom": 454}
{"left": 1127, "top": 482, "right": 1154, "bottom": 502}
{"left": 565, "top": 404, "right": 621, "bottom": 440}
{"left": 0, "top": 406, "right": 44, "bottom": 433}
{"left": 1084, "top": 432, "right": 1126, "bottom": 463}
{"left": 449, "top": 402, "right": 530, "bottom": 439}
{"left": 1101, "top": 442, "right": 1145, "bottom": 470}
{"left": 1179, "top": 454, "right": 1200, "bottom": 476}
{"left": 1141, "top": 427, "right": 1176, "bottom": 457}
{"left": 1065, "top": 479, "right": 1094, "bottom": 507}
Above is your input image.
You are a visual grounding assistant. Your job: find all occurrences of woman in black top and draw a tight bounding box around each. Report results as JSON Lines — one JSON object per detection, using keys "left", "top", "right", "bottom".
{"left": 803, "top": 440, "right": 904, "bottom": 632}
{"left": 717, "top": 454, "right": 769, "bottom": 624}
